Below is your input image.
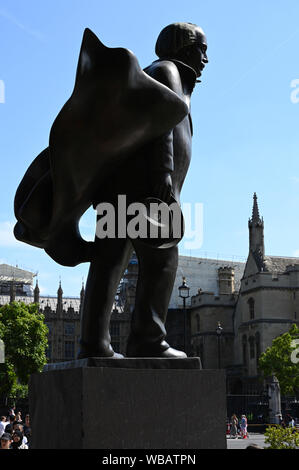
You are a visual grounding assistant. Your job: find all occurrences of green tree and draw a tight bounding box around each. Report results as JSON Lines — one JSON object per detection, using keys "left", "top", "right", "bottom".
{"left": 258, "top": 324, "right": 299, "bottom": 396}
{"left": 0, "top": 301, "right": 48, "bottom": 399}
{"left": 264, "top": 425, "right": 299, "bottom": 449}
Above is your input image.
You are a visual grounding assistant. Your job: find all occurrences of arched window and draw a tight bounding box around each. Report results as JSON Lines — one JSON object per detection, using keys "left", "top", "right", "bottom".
{"left": 248, "top": 298, "right": 255, "bottom": 320}
{"left": 249, "top": 336, "right": 255, "bottom": 359}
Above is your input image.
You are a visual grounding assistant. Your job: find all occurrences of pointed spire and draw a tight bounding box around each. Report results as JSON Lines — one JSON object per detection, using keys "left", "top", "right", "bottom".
{"left": 79, "top": 279, "right": 85, "bottom": 316}
{"left": 57, "top": 278, "right": 63, "bottom": 314}
{"left": 249, "top": 192, "right": 263, "bottom": 225}
{"left": 34, "top": 279, "right": 40, "bottom": 304}
{"left": 57, "top": 278, "right": 63, "bottom": 296}
{"left": 80, "top": 279, "right": 85, "bottom": 298}
{"left": 249, "top": 193, "right": 263, "bottom": 225}
{"left": 252, "top": 193, "right": 260, "bottom": 221}
{"left": 248, "top": 193, "right": 265, "bottom": 260}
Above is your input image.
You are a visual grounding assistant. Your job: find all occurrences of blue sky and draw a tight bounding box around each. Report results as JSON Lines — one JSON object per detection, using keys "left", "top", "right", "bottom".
{"left": 1, "top": 0, "right": 299, "bottom": 296}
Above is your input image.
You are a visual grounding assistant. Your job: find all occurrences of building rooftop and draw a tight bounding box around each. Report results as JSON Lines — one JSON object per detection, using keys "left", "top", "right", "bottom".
{"left": 0, "top": 295, "right": 123, "bottom": 315}
{"left": 0, "top": 264, "right": 35, "bottom": 284}
{"left": 0, "top": 295, "right": 81, "bottom": 313}
{"left": 264, "top": 255, "right": 299, "bottom": 273}
{"left": 169, "top": 255, "right": 245, "bottom": 308}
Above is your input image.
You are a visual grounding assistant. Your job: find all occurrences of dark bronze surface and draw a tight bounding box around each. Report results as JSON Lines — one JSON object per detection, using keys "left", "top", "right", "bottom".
{"left": 14, "top": 28, "right": 188, "bottom": 266}
{"left": 14, "top": 23, "right": 208, "bottom": 359}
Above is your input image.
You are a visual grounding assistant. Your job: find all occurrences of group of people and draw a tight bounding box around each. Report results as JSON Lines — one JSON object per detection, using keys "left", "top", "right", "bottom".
{"left": 0, "top": 408, "right": 31, "bottom": 450}
{"left": 229, "top": 414, "right": 248, "bottom": 439}
{"left": 229, "top": 412, "right": 298, "bottom": 439}
{"left": 278, "top": 413, "right": 297, "bottom": 430}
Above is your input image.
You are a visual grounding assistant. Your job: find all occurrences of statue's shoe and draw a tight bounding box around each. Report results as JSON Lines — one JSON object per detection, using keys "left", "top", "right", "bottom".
{"left": 126, "top": 340, "right": 187, "bottom": 358}
{"left": 77, "top": 344, "right": 124, "bottom": 359}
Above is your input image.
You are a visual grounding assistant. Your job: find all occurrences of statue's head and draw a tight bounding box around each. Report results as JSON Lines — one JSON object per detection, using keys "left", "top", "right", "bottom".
{"left": 155, "top": 22, "right": 208, "bottom": 78}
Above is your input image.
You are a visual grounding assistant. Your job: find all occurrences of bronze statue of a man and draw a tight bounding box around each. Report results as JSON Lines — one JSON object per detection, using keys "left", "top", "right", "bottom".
{"left": 14, "top": 22, "right": 208, "bottom": 359}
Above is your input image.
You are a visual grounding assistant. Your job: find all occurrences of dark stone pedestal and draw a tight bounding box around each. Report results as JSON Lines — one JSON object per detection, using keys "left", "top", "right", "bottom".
{"left": 29, "top": 358, "right": 227, "bottom": 449}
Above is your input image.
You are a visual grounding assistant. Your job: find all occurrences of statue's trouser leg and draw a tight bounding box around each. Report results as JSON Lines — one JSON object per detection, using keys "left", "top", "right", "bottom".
{"left": 126, "top": 241, "right": 179, "bottom": 356}
{"left": 78, "top": 236, "right": 133, "bottom": 358}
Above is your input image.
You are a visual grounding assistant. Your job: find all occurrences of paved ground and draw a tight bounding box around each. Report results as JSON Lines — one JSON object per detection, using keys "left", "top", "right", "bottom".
{"left": 226, "top": 433, "right": 268, "bottom": 449}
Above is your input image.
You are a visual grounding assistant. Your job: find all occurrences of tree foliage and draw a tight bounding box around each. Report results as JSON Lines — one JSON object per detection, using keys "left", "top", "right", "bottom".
{"left": 258, "top": 324, "right": 299, "bottom": 396}
{"left": 264, "top": 425, "right": 299, "bottom": 449}
{"left": 0, "top": 302, "right": 48, "bottom": 399}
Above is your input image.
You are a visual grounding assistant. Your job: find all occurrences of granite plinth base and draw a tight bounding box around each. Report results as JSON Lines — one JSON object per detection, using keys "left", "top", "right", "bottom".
{"left": 29, "top": 358, "right": 227, "bottom": 449}
{"left": 43, "top": 356, "right": 202, "bottom": 371}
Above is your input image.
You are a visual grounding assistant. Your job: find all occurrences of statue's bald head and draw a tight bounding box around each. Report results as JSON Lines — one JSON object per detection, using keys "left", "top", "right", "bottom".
{"left": 155, "top": 22, "right": 206, "bottom": 59}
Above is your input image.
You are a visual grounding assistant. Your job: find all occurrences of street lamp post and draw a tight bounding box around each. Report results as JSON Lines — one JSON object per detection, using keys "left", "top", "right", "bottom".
{"left": 216, "top": 321, "right": 223, "bottom": 369}
{"left": 178, "top": 277, "right": 190, "bottom": 353}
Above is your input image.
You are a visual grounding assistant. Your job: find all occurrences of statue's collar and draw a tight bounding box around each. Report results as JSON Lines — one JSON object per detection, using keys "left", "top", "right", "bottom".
{"left": 151, "top": 58, "right": 197, "bottom": 94}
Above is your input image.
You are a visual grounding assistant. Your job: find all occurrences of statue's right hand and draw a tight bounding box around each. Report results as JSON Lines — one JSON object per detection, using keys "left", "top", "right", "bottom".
{"left": 151, "top": 172, "right": 172, "bottom": 204}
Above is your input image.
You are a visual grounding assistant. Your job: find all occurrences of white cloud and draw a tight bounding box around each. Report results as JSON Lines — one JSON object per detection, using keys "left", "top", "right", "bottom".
{"left": 293, "top": 249, "right": 299, "bottom": 257}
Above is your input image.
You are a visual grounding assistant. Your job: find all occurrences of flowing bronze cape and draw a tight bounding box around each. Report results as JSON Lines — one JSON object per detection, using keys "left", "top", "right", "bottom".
{"left": 14, "top": 28, "right": 188, "bottom": 266}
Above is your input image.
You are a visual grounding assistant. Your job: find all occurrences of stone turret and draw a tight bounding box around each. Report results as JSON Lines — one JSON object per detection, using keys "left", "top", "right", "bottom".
{"left": 218, "top": 266, "right": 235, "bottom": 294}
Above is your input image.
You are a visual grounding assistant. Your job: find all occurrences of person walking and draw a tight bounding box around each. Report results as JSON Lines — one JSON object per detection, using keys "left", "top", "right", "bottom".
{"left": 288, "top": 415, "right": 295, "bottom": 432}
{"left": 230, "top": 414, "right": 239, "bottom": 438}
{"left": 278, "top": 414, "right": 283, "bottom": 425}
{"left": 8, "top": 406, "right": 15, "bottom": 418}
{"left": 0, "top": 416, "right": 7, "bottom": 438}
{"left": 5, "top": 415, "right": 15, "bottom": 431}
{"left": 285, "top": 414, "right": 292, "bottom": 427}
{"left": 23, "top": 414, "right": 31, "bottom": 446}
{"left": 240, "top": 414, "right": 248, "bottom": 439}
{"left": 14, "top": 411, "right": 22, "bottom": 423}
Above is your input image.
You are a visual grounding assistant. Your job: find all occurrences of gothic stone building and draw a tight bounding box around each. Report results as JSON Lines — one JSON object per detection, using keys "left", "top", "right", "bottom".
{"left": 190, "top": 194, "right": 299, "bottom": 392}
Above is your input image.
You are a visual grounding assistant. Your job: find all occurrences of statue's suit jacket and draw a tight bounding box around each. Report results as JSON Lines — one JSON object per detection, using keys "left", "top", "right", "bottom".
{"left": 93, "top": 59, "right": 195, "bottom": 210}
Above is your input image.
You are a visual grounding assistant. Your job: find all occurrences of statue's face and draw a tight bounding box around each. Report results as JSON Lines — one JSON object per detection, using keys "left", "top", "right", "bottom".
{"left": 188, "top": 28, "right": 208, "bottom": 77}
{"left": 186, "top": 29, "right": 208, "bottom": 77}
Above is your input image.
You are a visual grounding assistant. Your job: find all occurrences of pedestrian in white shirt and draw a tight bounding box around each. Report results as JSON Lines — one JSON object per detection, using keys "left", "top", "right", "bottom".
{"left": 0, "top": 416, "right": 7, "bottom": 438}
